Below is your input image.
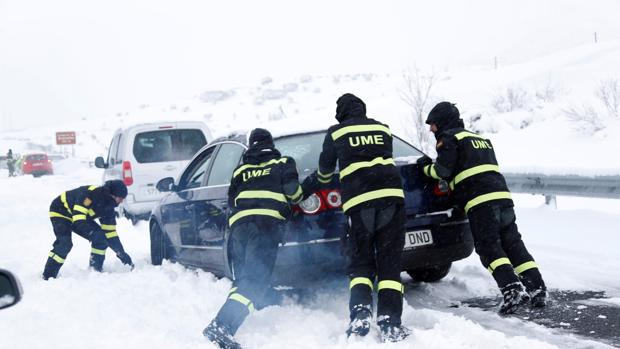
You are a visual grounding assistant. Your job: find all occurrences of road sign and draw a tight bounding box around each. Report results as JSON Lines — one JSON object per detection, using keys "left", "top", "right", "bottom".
{"left": 56, "top": 131, "right": 76, "bottom": 145}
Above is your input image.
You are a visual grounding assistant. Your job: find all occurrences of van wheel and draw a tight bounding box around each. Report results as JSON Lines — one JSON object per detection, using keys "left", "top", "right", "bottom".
{"left": 406, "top": 263, "right": 452, "bottom": 282}
{"left": 150, "top": 222, "right": 167, "bottom": 265}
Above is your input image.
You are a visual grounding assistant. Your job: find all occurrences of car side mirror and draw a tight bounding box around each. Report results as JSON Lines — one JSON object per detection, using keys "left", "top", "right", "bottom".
{"left": 156, "top": 177, "right": 176, "bottom": 192}
{"left": 0, "top": 269, "right": 23, "bottom": 310}
{"left": 94, "top": 156, "right": 108, "bottom": 169}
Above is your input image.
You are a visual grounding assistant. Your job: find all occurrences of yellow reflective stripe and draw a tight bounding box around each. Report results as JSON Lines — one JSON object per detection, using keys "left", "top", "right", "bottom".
{"left": 101, "top": 224, "right": 116, "bottom": 231}
{"left": 331, "top": 124, "right": 391, "bottom": 141}
{"left": 339, "top": 157, "right": 395, "bottom": 180}
{"left": 287, "top": 185, "right": 303, "bottom": 203}
{"left": 342, "top": 188, "right": 404, "bottom": 213}
{"left": 487, "top": 257, "right": 512, "bottom": 273}
{"left": 233, "top": 158, "right": 288, "bottom": 178}
{"left": 378, "top": 280, "right": 404, "bottom": 293}
{"left": 228, "top": 287, "right": 238, "bottom": 295}
{"left": 91, "top": 248, "right": 106, "bottom": 255}
{"left": 61, "top": 192, "right": 71, "bottom": 213}
{"left": 317, "top": 169, "right": 333, "bottom": 179}
{"left": 318, "top": 176, "right": 331, "bottom": 184}
{"left": 349, "top": 277, "right": 374, "bottom": 290}
{"left": 72, "top": 214, "right": 87, "bottom": 221}
{"left": 235, "top": 190, "right": 287, "bottom": 206}
{"left": 88, "top": 185, "right": 97, "bottom": 191}
{"left": 455, "top": 131, "right": 486, "bottom": 141}
{"left": 228, "top": 209, "right": 285, "bottom": 226}
{"left": 453, "top": 164, "right": 500, "bottom": 187}
{"left": 48, "top": 252, "right": 65, "bottom": 264}
{"left": 424, "top": 164, "right": 441, "bottom": 180}
{"left": 229, "top": 293, "right": 255, "bottom": 312}
{"left": 465, "top": 192, "right": 512, "bottom": 213}
{"left": 73, "top": 205, "right": 88, "bottom": 214}
{"left": 514, "top": 261, "right": 538, "bottom": 274}
{"left": 49, "top": 212, "right": 72, "bottom": 221}
{"left": 105, "top": 231, "right": 118, "bottom": 238}
{"left": 88, "top": 209, "right": 95, "bottom": 216}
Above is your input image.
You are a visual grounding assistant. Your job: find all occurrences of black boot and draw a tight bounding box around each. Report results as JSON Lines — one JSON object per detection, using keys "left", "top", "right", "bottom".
{"left": 519, "top": 269, "right": 547, "bottom": 307}
{"left": 378, "top": 322, "right": 411, "bottom": 343}
{"left": 499, "top": 282, "right": 530, "bottom": 314}
{"left": 346, "top": 307, "right": 372, "bottom": 338}
{"left": 42, "top": 256, "right": 63, "bottom": 280}
{"left": 528, "top": 287, "right": 548, "bottom": 307}
{"left": 203, "top": 320, "right": 242, "bottom": 349}
{"left": 89, "top": 253, "right": 105, "bottom": 272}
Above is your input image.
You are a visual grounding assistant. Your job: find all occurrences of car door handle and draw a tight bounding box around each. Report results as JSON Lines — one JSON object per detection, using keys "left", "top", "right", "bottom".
{"left": 164, "top": 165, "right": 176, "bottom": 171}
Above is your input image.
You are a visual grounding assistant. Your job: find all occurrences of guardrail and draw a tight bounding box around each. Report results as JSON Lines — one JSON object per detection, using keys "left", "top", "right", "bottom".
{"left": 503, "top": 173, "right": 620, "bottom": 207}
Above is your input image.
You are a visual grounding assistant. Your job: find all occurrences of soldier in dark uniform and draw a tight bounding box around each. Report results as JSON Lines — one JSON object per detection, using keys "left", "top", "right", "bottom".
{"left": 43, "top": 180, "right": 134, "bottom": 280}
{"left": 305, "top": 93, "right": 410, "bottom": 342}
{"left": 417, "top": 101, "right": 547, "bottom": 314}
{"left": 203, "top": 128, "right": 303, "bottom": 349}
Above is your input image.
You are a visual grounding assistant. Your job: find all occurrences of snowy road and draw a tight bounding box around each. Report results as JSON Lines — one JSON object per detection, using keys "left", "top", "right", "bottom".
{"left": 1, "top": 168, "right": 618, "bottom": 349}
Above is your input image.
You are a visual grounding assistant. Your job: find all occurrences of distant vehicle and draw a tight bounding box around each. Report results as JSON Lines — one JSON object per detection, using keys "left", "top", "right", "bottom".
{"left": 0, "top": 269, "right": 22, "bottom": 310}
{"left": 21, "top": 153, "right": 54, "bottom": 177}
{"left": 95, "top": 121, "right": 212, "bottom": 224}
{"left": 149, "top": 130, "right": 473, "bottom": 286}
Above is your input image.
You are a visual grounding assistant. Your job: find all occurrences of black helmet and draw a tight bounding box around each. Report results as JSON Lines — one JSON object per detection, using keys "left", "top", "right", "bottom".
{"left": 248, "top": 128, "right": 274, "bottom": 149}
{"left": 104, "top": 180, "right": 128, "bottom": 198}
{"left": 335, "top": 93, "right": 366, "bottom": 123}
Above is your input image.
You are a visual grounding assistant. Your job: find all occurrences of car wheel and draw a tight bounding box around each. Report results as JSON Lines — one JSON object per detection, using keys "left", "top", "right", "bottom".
{"left": 150, "top": 222, "right": 166, "bottom": 265}
{"left": 406, "top": 262, "right": 452, "bottom": 282}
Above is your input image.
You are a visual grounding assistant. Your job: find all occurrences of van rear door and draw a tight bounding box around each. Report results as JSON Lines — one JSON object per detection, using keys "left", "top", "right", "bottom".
{"left": 131, "top": 127, "right": 207, "bottom": 203}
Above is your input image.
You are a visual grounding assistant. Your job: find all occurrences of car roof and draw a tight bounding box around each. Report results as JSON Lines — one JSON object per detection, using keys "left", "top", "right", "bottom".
{"left": 210, "top": 128, "right": 327, "bottom": 146}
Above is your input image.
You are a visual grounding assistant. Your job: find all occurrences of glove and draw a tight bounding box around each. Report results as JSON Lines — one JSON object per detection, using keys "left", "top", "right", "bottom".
{"left": 117, "top": 252, "right": 134, "bottom": 269}
{"left": 416, "top": 155, "right": 433, "bottom": 177}
{"left": 301, "top": 171, "right": 320, "bottom": 199}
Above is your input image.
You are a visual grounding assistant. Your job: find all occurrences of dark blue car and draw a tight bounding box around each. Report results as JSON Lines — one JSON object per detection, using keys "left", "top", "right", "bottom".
{"left": 150, "top": 131, "right": 473, "bottom": 286}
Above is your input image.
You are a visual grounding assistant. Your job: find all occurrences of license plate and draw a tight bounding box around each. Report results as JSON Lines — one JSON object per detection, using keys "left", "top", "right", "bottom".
{"left": 33, "top": 162, "right": 43, "bottom": 166}
{"left": 140, "top": 186, "right": 159, "bottom": 196}
{"left": 404, "top": 229, "right": 433, "bottom": 249}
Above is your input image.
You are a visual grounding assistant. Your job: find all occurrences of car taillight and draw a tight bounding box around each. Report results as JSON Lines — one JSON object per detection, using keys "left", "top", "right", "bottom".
{"left": 122, "top": 161, "right": 133, "bottom": 186}
{"left": 297, "top": 189, "right": 342, "bottom": 215}
{"left": 433, "top": 180, "right": 450, "bottom": 196}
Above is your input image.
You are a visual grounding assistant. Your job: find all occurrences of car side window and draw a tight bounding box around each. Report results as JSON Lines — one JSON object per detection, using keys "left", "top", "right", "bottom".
{"left": 107, "top": 134, "right": 120, "bottom": 165}
{"left": 178, "top": 146, "right": 215, "bottom": 190}
{"left": 206, "top": 143, "right": 245, "bottom": 186}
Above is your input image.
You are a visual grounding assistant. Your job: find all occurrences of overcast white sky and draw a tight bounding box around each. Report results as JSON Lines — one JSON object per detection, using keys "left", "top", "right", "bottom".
{"left": 1, "top": 0, "right": 619, "bottom": 130}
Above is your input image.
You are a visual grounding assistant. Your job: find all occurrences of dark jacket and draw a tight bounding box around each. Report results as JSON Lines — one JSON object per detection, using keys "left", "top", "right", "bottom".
{"left": 318, "top": 95, "right": 404, "bottom": 214}
{"left": 227, "top": 144, "right": 303, "bottom": 228}
{"left": 422, "top": 128, "right": 512, "bottom": 214}
{"left": 49, "top": 185, "right": 127, "bottom": 254}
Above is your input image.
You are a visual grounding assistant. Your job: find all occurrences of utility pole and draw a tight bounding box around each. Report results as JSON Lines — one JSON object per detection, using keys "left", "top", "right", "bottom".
{"left": 594, "top": 32, "right": 598, "bottom": 43}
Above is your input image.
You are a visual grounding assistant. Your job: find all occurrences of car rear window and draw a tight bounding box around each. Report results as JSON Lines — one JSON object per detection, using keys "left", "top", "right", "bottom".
{"left": 26, "top": 154, "right": 47, "bottom": 161}
{"left": 133, "top": 129, "right": 207, "bottom": 163}
{"left": 273, "top": 132, "right": 423, "bottom": 176}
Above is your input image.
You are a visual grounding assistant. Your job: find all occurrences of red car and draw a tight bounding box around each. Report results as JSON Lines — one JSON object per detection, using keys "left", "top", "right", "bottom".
{"left": 21, "top": 153, "right": 53, "bottom": 177}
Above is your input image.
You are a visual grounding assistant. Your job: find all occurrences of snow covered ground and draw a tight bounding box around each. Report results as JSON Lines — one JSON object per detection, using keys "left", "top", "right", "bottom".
{"left": 0, "top": 165, "right": 618, "bottom": 349}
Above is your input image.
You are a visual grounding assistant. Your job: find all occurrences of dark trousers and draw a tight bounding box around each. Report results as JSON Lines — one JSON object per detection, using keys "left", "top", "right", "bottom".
{"left": 212, "top": 218, "right": 281, "bottom": 335}
{"left": 345, "top": 203, "right": 405, "bottom": 326}
{"left": 468, "top": 203, "right": 545, "bottom": 291}
{"left": 43, "top": 217, "right": 108, "bottom": 279}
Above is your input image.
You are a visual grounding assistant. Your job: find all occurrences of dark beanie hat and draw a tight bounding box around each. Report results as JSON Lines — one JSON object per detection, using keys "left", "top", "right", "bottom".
{"left": 104, "top": 179, "right": 128, "bottom": 198}
{"left": 248, "top": 128, "right": 274, "bottom": 149}
{"left": 426, "top": 101, "right": 460, "bottom": 127}
{"left": 335, "top": 93, "right": 366, "bottom": 123}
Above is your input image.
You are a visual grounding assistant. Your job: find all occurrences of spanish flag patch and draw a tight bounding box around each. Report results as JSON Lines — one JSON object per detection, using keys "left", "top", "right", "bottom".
{"left": 83, "top": 198, "right": 92, "bottom": 207}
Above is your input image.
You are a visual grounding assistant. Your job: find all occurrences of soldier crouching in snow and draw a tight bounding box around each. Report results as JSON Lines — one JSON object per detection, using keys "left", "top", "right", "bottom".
{"left": 43, "top": 180, "right": 134, "bottom": 280}
{"left": 417, "top": 101, "right": 547, "bottom": 314}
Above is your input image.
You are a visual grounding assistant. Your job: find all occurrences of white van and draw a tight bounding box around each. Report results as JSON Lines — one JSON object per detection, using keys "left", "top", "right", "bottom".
{"left": 95, "top": 121, "right": 212, "bottom": 223}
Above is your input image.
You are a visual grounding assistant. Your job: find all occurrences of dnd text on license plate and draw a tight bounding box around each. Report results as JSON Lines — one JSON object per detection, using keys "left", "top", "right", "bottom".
{"left": 404, "top": 229, "right": 433, "bottom": 249}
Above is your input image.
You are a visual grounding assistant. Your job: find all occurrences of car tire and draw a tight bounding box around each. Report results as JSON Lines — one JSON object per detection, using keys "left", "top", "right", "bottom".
{"left": 406, "top": 262, "right": 452, "bottom": 282}
{"left": 150, "top": 222, "right": 166, "bottom": 265}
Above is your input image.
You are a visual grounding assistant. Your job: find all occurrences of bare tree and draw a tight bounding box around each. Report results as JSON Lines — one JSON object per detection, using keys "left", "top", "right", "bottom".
{"left": 563, "top": 104, "right": 605, "bottom": 134}
{"left": 399, "top": 68, "right": 441, "bottom": 153}
{"left": 596, "top": 78, "right": 620, "bottom": 118}
{"left": 491, "top": 86, "right": 529, "bottom": 113}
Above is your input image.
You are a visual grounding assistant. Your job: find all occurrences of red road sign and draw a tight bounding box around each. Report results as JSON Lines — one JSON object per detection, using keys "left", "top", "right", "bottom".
{"left": 56, "top": 131, "right": 76, "bottom": 145}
